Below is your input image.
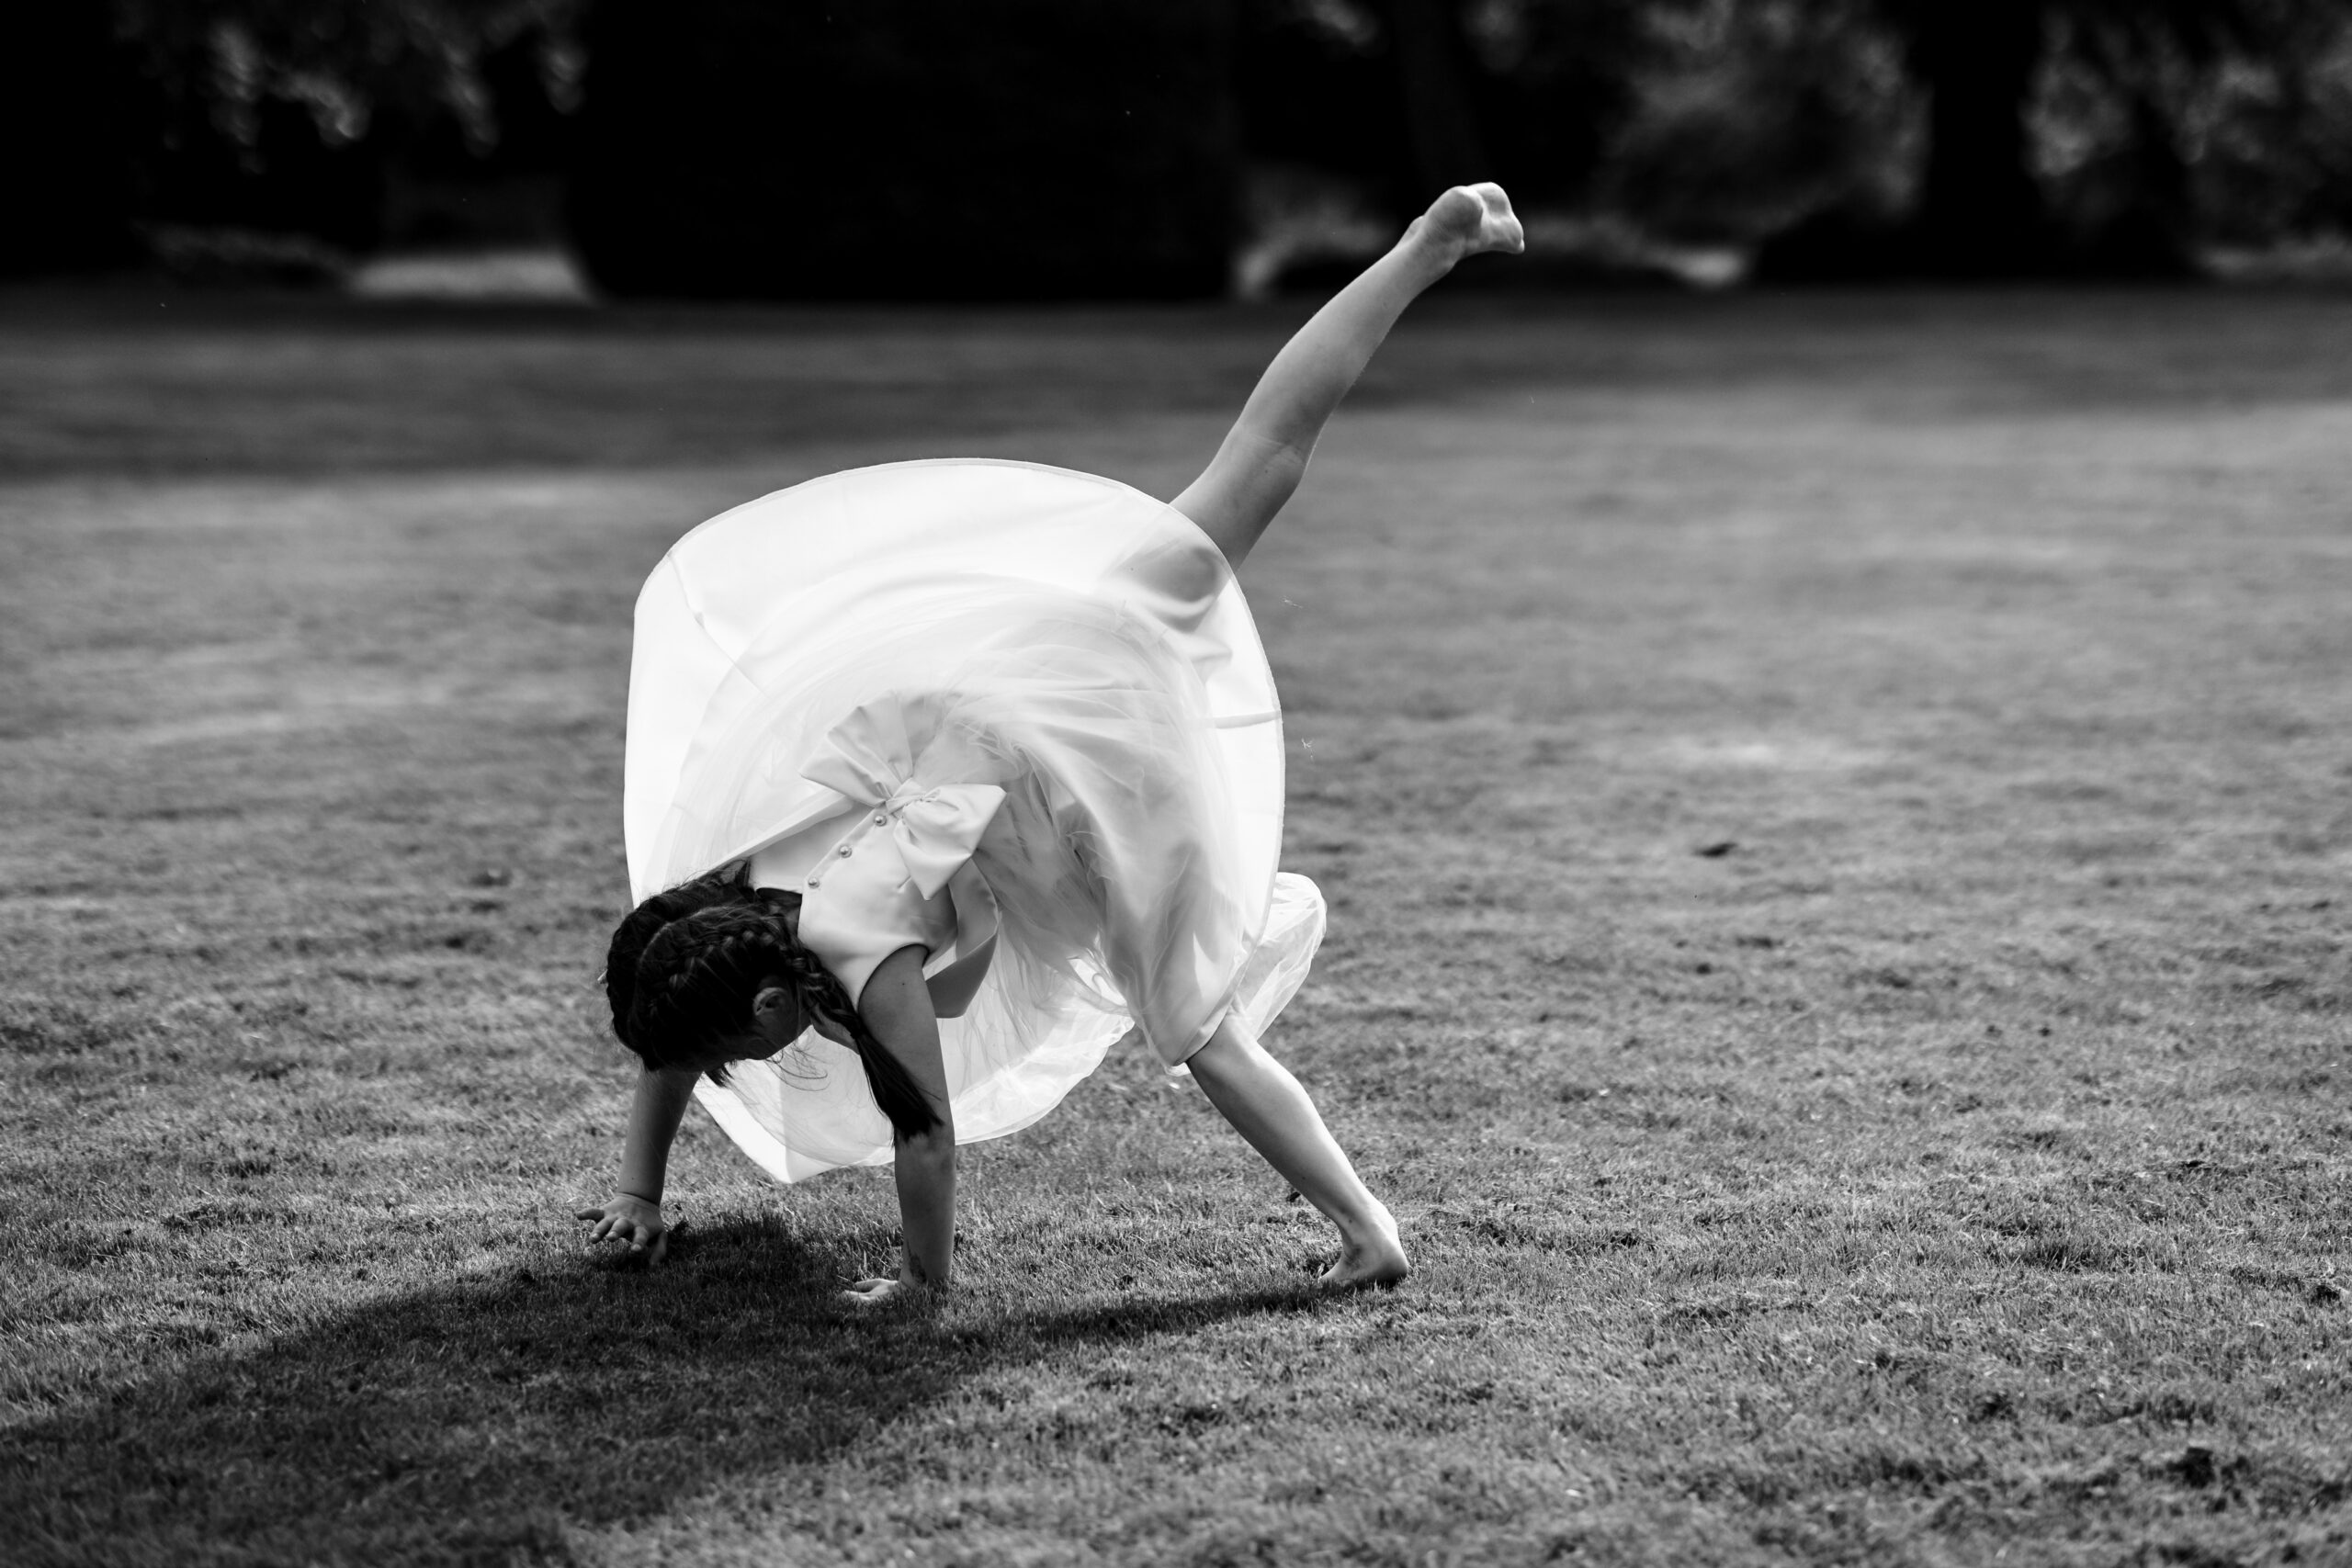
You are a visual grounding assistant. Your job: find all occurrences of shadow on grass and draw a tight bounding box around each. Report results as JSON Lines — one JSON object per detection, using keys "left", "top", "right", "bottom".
{"left": 11, "top": 1215, "right": 1322, "bottom": 1566}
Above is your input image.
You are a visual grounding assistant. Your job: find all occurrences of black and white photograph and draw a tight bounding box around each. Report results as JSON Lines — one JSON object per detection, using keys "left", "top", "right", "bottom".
{"left": 4, "top": 1, "right": 2348, "bottom": 1562}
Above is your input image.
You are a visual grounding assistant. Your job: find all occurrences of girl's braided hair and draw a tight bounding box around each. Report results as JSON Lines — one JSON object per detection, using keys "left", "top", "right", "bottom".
{"left": 603, "top": 866, "right": 941, "bottom": 1140}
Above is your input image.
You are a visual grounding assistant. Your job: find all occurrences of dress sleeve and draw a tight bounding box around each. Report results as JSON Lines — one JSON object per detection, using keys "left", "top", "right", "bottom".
{"left": 797, "top": 830, "right": 961, "bottom": 1010}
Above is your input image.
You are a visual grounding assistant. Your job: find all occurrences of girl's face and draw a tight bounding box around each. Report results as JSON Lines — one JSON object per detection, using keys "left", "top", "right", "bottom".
{"left": 733, "top": 983, "right": 810, "bottom": 1060}
{"left": 705, "top": 982, "right": 850, "bottom": 1069}
{"left": 669, "top": 986, "right": 798, "bottom": 1076}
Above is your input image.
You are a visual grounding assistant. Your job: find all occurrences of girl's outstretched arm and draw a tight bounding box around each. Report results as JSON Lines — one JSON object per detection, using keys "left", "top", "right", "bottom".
{"left": 846, "top": 945, "right": 958, "bottom": 1302}
{"left": 1171, "top": 182, "right": 1523, "bottom": 570}
{"left": 578, "top": 1066, "right": 699, "bottom": 1264}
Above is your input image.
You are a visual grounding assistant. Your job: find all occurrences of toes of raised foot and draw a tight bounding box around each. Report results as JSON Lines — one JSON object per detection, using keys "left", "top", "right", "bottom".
{"left": 1428, "top": 183, "right": 1523, "bottom": 258}
{"left": 1469, "top": 186, "right": 1524, "bottom": 254}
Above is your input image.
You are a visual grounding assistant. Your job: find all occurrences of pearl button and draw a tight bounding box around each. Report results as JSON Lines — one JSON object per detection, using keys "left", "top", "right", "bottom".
{"left": 874, "top": 812, "right": 888, "bottom": 824}
{"left": 836, "top": 844, "right": 853, "bottom": 857}
{"left": 807, "top": 875, "right": 821, "bottom": 888}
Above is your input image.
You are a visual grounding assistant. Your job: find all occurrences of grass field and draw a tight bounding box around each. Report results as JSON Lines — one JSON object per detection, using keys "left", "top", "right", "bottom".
{"left": 2, "top": 284, "right": 2348, "bottom": 1567}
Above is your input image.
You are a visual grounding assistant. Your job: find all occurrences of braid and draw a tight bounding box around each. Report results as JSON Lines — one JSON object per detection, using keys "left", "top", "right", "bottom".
{"left": 605, "top": 875, "right": 942, "bottom": 1141}
{"left": 601, "top": 864, "right": 745, "bottom": 1046}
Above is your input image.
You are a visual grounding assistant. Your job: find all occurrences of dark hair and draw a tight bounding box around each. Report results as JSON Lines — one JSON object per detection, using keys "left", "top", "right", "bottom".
{"left": 603, "top": 867, "right": 941, "bottom": 1140}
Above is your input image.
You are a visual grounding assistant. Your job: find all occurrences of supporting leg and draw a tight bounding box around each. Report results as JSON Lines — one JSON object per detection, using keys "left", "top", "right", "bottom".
{"left": 1185, "top": 1016, "right": 1409, "bottom": 1289}
{"left": 1171, "top": 182, "right": 1524, "bottom": 570}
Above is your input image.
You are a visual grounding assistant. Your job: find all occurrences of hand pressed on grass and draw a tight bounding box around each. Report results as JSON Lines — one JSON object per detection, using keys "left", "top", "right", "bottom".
{"left": 841, "top": 1272, "right": 925, "bottom": 1306}
{"left": 578, "top": 1193, "right": 668, "bottom": 1266}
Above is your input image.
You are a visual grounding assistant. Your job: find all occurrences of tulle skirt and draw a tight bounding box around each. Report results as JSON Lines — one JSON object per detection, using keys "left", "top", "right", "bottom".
{"left": 624, "top": 459, "right": 1324, "bottom": 1180}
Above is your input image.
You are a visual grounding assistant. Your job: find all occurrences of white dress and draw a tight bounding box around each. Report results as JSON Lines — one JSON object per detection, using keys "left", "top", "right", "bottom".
{"left": 623, "top": 459, "right": 1325, "bottom": 1180}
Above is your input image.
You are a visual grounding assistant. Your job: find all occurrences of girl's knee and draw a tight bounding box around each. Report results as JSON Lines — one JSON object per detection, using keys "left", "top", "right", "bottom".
{"left": 1185, "top": 1014, "right": 1263, "bottom": 1080}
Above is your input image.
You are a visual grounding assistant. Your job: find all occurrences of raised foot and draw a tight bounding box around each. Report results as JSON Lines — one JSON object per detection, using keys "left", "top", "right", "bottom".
{"left": 1318, "top": 1210, "right": 1410, "bottom": 1292}
{"left": 1417, "top": 182, "right": 1525, "bottom": 264}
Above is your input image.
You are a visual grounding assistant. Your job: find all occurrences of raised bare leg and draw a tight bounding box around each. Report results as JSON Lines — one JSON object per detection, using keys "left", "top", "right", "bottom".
{"left": 1171, "top": 182, "right": 1523, "bottom": 570}
{"left": 1185, "top": 1016, "right": 1409, "bottom": 1290}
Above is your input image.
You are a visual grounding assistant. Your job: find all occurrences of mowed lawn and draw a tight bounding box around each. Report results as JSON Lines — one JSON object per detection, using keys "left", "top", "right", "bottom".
{"left": 1, "top": 286, "right": 2347, "bottom": 1567}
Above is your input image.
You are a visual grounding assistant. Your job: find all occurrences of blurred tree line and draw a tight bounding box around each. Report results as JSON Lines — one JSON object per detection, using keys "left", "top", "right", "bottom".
{"left": 6, "top": 0, "right": 2350, "bottom": 290}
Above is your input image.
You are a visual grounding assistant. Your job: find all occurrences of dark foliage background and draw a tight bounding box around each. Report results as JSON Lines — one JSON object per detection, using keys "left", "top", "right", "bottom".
{"left": 6, "top": 2, "right": 2352, "bottom": 294}
{"left": 565, "top": 0, "right": 1236, "bottom": 299}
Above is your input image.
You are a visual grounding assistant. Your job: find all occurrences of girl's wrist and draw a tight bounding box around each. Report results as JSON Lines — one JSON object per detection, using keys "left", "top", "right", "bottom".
{"left": 619, "top": 1188, "right": 662, "bottom": 1206}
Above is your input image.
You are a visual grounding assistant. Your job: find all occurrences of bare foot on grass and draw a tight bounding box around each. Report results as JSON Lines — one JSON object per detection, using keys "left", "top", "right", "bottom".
{"left": 1319, "top": 1204, "right": 1410, "bottom": 1291}
{"left": 1412, "top": 183, "right": 1525, "bottom": 265}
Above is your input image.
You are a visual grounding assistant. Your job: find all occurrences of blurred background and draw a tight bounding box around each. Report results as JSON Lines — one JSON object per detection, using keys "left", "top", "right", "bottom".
{"left": 6, "top": 0, "right": 2352, "bottom": 300}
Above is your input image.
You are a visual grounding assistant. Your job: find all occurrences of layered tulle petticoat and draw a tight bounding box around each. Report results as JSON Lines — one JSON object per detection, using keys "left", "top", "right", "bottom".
{"left": 624, "top": 459, "right": 1325, "bottom": 1180}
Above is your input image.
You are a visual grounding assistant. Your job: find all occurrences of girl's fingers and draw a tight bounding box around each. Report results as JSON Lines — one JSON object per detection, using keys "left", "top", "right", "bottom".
{"left": 576, "top": 1203, "right": 667, "bottom": 1254}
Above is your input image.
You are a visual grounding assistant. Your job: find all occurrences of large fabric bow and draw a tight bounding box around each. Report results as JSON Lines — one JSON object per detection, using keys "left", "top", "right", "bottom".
{"left": 798, "top": 700, "right": 1005, "bottom": 898}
